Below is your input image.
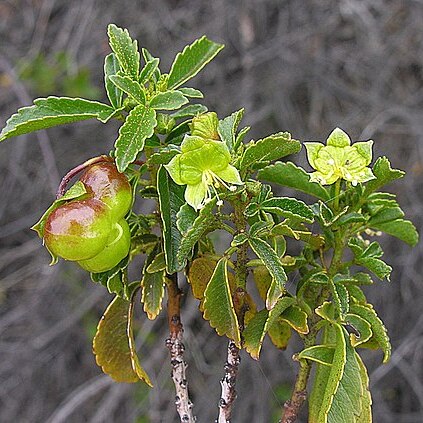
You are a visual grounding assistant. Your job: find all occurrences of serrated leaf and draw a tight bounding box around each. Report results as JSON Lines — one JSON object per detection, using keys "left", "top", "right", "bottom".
{"left": 298, "top": 345, "right": 335, "bottom": 366}
{"left": 167, "top": 36, "right": 224, "bottom": 89}
{"left": 170, "top": 104, "right": 208, "bottom": 119}
{"left": 0, "top": 97, "right": 114, "bottom": 141}
{"left": 31, "top": 181, "right": 88, "bottom": 237}
{"left": 146, "top": 252, "right": 166, "bottom": 273}
{"left": 280, "top": 305, "right": 309, "bottom": 334}
{"left": 217, "top": 109, "right": 244, "bottom": 151}
{"left": 149, "top": 91, "right": 189, "bottom": 110}
{"left": 104, "top": 53, "right": 123, "bottom": 108}
{"left": 141, "top": 270, "right": 165, "bottom": 320}
{"left": 248, "top": 237, "right": 287, "bottom": 309}
{"left": 349, "top": 303, "right": 391, "bottom": 363}
{"left": 258, "top": 162, "right": 330, "bottom": 201}
{"left": 330, "top": 280, "right": 349, "bottom": 319}
{"left": 370, "top": 219, "right": 419, "bottom": 247}
{"left": 260, "top": 197, "right": 314, "bottom": 223}
{"left": 364, "top": 156, "right": 404, "bottom": 195}
{"left": 356, "top": 353, "right": 373, "bottom": 422}
{"left": 271, "top": 223, "right": 325, "bottom": 250}
{"left": 147, "top": 145, "right": 180, "bottom": 165}
{"left": 139, "top": 58, "right": 160, "bottom": 84}
{"left": 203, "top": 258, "right": 241, "bottom": 347}
{"left": 253, "top": 265, "right": 272, "bottom": 302}
{"left": 115, "top": 104, "right": 157, "bottom": 172}
{"left": 177, "top": 198, "right": 217, "bottom": 264}
{"left": 157, "top": 166, "right": 186, "bottom": 273}
{"left": 178, "top": 87, "right": 203, "bottom": 98}
{"left": 107, "top": 24, "right": 140, "bottom": 79}
{"left": 309, "top": 325, "right": 365, "bottom": 423}
{"left": 109, "top": 74, "right": 145, "bottom": 104}
{"left": 176, "top": 203, "right": 198, "bottom": 235}
{"left": 93, "top": 295, "right": 152, "bottom": 385}
{"left": 243, "top": 297, "right": 295, "bottom": 359}
{"left": 345, "top": 314, "right": 372, "bottom": 347}
{"left": 240, "top": 132, "right": 301, "bottom": 170}
{"left": 187, "top": 256, "right": 217, "bottom": 300}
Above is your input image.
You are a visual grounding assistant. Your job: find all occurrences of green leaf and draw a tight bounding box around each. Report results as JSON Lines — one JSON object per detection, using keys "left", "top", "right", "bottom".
{"left": 309, "top": 325, "right": 367, "bottom": 423}
{"left": 149, "top": 91, "right": 189, "bottom": 110}
{"left": 109, "top": 74, "right": 145, "bottom": 104}
{"left": 243, "top": 297, "right": 295, "bottom": 359}
{"left": 217, "top": 108, "right": 244, "bottom": 151}
{"left": 178, "top": 87, "right": 203, "bottom": 98}
{"left": 176, "top": 203, "right": 198, "bottom": 235}
{"left": 240, "top": 132, "right": 301, "bottom": 170}
{"left": 141, "top": 270, "right": 165, "bottom": 320}
{"left": 349, "top": 303, "right": 391, "bottom": 363}
{"left": 170, "top": 104, "right": 208, "bottom": 119}
{"left": 31, "top": 181, "right": 88, "bottom": 238}
{"left": 345, "top": 313, "right": 372, "bottom": 347}
{"left": 280, "top": 305, "right": 309, "bottom": 334}
{"left": 115, "top": 104, "right": 157, "bottom": 172}
{"left": 248, "top": 237, "right": 287, "bottom": 309}
{"left": 258, "top": 162, "right": 330, "bottom": 201}
{"left": 177, "top": 199, "right": 217, "bottom": 263}
{"left": 147, "top": 145, "right": 180, "bottom": 166}
{"left": 253, "top": 265, "right": 272, "bottom": 302}
{"left": 93, "top": 294, "right": 152, "bottom": 385}
{"left": 104, "top": 53, "right": 123, "bottom": 108}
{"left": 107, "top": 24, "right": 140, "bottom": 79}
{"left": 364, "top": 156, "right": 404, "bottom": 195}
{"left": 260, "top": 197, "right": 314, "bottom": 223}
{"left": 157, "top": 166, "right": 186, "bottom": 273}
{"left": 167, "top": 36, "right": 224, "bottom": 89}
{"left": 298, "top": 345, "right": 335, "bottom": 366}
{"left": 146, "top": 252, "right": 166, "bottom": 273}
{"left": 370, "top": 218, "right": 419, "bottom": 247}
{"left": 188, "top": 256, "right": 217, "bottom": 301}
{"left": 330, "top": 279, "right": 349, "bottom": 319}
{"left": 268, "top": 319, "right": 292, "bottom": 350}
{"left": 0, "top": 97, "right": 114, "bottom": 141}
{"left": 139, "top": 58, "right": 160, "bottom": 84}
{"left": 202, "top": 258, "right": 241, "bottom": 347}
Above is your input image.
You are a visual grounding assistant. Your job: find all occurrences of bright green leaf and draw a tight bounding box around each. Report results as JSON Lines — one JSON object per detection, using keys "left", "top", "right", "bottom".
{"left": 260, "top": 197, "right": 314, "bottom": 223}
{"left": 149, "top": 91, "right": 189, "bottom": 110}
{"left": 298, "top": 345, "right": 335, "bottom": 366}
{"left": 280, "top": 305, "right": 309, "bottom": 334}
{"left": 258, "top": 162, "right": 330, "bottom": 201}
{"left": 109, "top": 74, "right": 145, "bottom": 104}
{"left": 114, "top": 104, "right": 157, "bottom": 172}
{"left": 364, "top": 156, "right": 404, "bottom": 195}
{"left": 217, "top": 108, "right": 244, "bottom": 151}
{"left": 202, "top": 258, "right": 241, "bottom": 347}
{"left": 170, "top": 104, "right": 208, "bottom": 119}
{"left": 104, "top": 53, "right": 123, "bottom": 108}
{"left": 107, "top": 24, "right": 140, "bottom": 79}
{"left": 0, "top": 97, "right": 114, "bottom": 141}
{"left": 141, "top": 270, "right": 165, "bottom": 320}
{"left": 178, "top": 87, "right": 203, "bottom": 98}
{"left": 167, "top": 36, "right": 224, "bottom": 89}
{"left": 370, "top": 218, "right": 419, "bottom": 247}
{"left": 139, "top": 58, "right": 160, "bottom": 84}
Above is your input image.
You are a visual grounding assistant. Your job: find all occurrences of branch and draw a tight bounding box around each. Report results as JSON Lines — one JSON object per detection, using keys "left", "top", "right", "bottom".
{"left": 217, "top": 340, "right": 241, "bottom": 423}
{"left": 165, "top": 273, "right": 196, "bottom": 423}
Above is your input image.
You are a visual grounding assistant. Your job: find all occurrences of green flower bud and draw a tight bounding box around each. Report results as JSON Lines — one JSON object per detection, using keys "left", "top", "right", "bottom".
{"left": 189, "top": 112, "right": 219, "bottom": 140}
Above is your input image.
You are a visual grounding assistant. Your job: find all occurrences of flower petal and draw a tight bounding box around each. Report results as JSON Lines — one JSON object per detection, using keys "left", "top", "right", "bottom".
{"left": 215, "top": 165, "right": 243, "bottom": 185}
{"left": 326, "top": 128, "right": 351, "bottom": 147}
{"left": 305, "top": 142, "right": 324, "bottom": 170}
{"left": 185, "top": 182, "right": 208, "bottom": 210}
{"left": 353, "top": 140, "right": 373, "bottom": 165}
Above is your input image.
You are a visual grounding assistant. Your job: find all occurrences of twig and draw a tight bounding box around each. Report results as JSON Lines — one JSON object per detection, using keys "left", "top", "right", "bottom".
{"left": 217, "top": 340, "right": 241, "bottom": 423}
{"left": 165, "top": 273, "right": 196, "bottom": 423}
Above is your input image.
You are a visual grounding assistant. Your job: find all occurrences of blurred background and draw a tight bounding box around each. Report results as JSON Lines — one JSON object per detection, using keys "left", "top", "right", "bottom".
{"left": 1, "top": 1, "right": 422, "bottom": 422}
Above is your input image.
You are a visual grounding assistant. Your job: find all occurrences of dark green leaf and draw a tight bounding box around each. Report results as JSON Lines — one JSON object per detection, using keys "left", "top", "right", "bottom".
{"left": 167, "top": 36, "right": 224, "bottom": 89}
{"left": 109, "top": 74, "right": 145, "bottom": 104}
{"left": 149, "top": 91, "right": 189, "bottom": 110}
{"left": 364, "top": 156, "right": 404, "bottom": 195}
{"left": 157, "top": 166, "right": 186, "bottom": 273}
{"left": 345, "top": 313, "right": 372, "bottom": 347}
{"left": 260, "top": 197, "right": 314, "bottom": 223}
{"left": 104, "top": 53, "right": 123, "bottom": 108}
{"left": 258, "top": 162, "right": 330, "bottom": 201}
{"left": 349, "top": 303, "right": 391, "bottom": 363}
{"left": 217, "top": 108, "right": 244, "bottom": 151}
{"left": 330, "top": 279, "right": 349, "bottom": 319}
{"left": 93, "top": 294, "right": 152, "bottom": 385}
{"left": 0, "top": 97, "right": 114, "bottom": 141}
{"left": 115, "top": 104, "right": 157, "bottom": 172}
{"left": 107, "top": 24, "right": 140, "bottom": 79}
{"left": 176, "top": 203, "right": 198, "bottom": 235}
{"left": 268, "top": 319, "right": 291, "bottom": 350}
{"left": 370, "top": 219, "right": 419, "bottom": 247}
{"left": 146, "top": 252, "right": 166, "bottom": 273}
{"left": 147, "top": 145, "right": 180, "bottom": 165}
{"left": 203, "top": 258, "right": 241, "bottom": 347}
{"left": 139, "top": 58, "right": 160, "bottom": 84}
{"left": 248, "top": 237, "right": 287, "bottom": 309}
{"left": 298, "top": 345, "right": 335, "bottom": 366}
{"left": 170, "top": 104, "right": 208, "bottom": 119}
{"left": 243, "top": 297, "right": 295, "bottom": 359}
{"left": 280, "top": 305, "right": 309, "bottom": 334}
{"left": 240, "top": 132, "right": 301, "bottom": 170}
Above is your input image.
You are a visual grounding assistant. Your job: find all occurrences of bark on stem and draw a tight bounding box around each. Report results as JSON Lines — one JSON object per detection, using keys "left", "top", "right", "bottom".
{"left": 165, "top": 273, "right": 196, "bottom": 423}
{"left": 217, "top": 340, "right": 241, "bottom": 423}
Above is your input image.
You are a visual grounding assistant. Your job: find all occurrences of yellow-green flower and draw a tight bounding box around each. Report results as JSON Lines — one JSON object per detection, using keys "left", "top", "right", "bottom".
{"left": 165, "top": 135, "right": 242, "bottom": 210}
{"left": 305, "top": 128, "right": 375, "bottom": 186}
